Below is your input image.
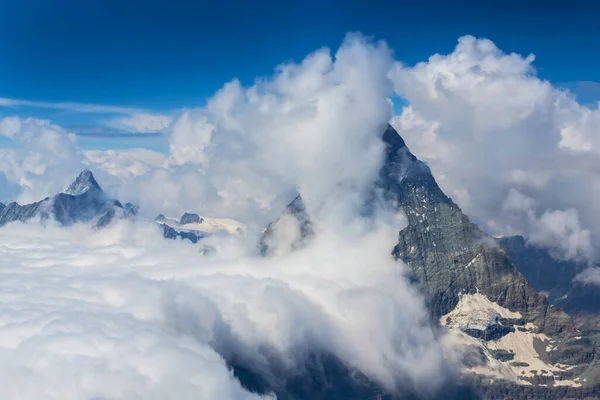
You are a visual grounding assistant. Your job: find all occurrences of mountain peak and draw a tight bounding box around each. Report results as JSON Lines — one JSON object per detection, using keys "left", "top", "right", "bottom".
{"left": 65, "top": 170, "right": 102, "bottom": 195}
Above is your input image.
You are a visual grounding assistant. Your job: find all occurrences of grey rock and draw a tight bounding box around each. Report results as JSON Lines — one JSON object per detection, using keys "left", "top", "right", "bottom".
{"left": 160, "top": 223, "right": 206, "bottom": 243}
{"left": 180, "top": 213, "right": 203, "bottom": 225}
{"left": 0, "top": 170, "right": 126, "bottom": 228}
{"left": 64, "top": 170, "right": 102, "bottom": 195}
{"left": 123, "top": 202, "right": 139, "bottom": 217}
{"left": 490, "top": 349, "right": 515, "bottom": 362}
{"left": 499, "top": 235, "right": 600, "bottom": 320}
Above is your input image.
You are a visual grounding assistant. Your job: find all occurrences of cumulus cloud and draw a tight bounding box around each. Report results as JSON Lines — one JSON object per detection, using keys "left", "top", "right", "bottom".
{"left": 3, "top": 34, "right": 598, "bottom": 265}
{"left": 0, "top": 33, "right": 468, "bottom": 398}
{"left": 391, "top": 35, "right": 600, "bottom": 261}
{"left": 0, "top": 117, "right": 86, "bottom": 203}
{"left": 84, "top": 149, "right": 167, "bottom": 179}
{"left": 94, "top": 34, "right": 395, "bottom": 227}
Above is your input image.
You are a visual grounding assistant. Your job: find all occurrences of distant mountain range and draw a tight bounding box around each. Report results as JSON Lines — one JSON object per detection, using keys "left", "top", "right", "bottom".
{"left": 0, "top": 171, "right": 244, "bottom": 245}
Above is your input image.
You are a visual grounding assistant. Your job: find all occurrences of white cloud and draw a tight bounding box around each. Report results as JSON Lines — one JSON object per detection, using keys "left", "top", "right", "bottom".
{"left": 0, "top": 117, "right": 86, "bottom": 203}
{"left": 0, "top": 97, "right": 145, "bottom": 115}
{"left": 0, "top": 97, "right": 173, "bottom": 134}
{"left": 0, "top": 205, "right": 447, "bottom": 398}
{"left": 3, "top": 34, "right": 598, "bottom": 265}
{"left": 94, "top": 33, "right": 396, "bottom": 228}
{"left": 85, "top": 149, "right": 167, "bottom": 179}
{"left": 110, "top": 113, "right": 173, "bottom": 133}
{"left": 391, "top": 35, "right": 600, "bottom": 261}
{"left": 575, "top": 266, "right": 600, "bottom": 286}
{"left": 530, "top": 208, "right": 593, "bottom": 261}
{"left": 0, "top": 34, "right": 463, "bottom": 397}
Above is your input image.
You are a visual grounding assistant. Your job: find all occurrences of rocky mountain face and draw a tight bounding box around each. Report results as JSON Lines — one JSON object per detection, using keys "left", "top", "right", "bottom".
{"left": 500, "top": 236, "right": 600, "bottom": 328}
{"left": 259, "top": 125, "right": 600, "bottom": 398}
{"left": 160, "top": 223, "right": 207, "bottom": 243}
{"left": 180, "top": 212, "right": 203, "bottom": 225}
{"left": 0, "top": 170, "right": 129, "bottom": 228}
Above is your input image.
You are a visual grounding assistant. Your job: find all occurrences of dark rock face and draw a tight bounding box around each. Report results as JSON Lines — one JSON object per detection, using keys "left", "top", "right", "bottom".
{"left": 499, "top": 235, "right": 600, "bottom": 319}
{"left": 376, "top": 126, "right": 570, "bottom": 332}
{"left": 180, "top": 213, "right": 203, "bottom": 225}
{"left": 0, "top": 170, "right": 126, "bottom": 228}
{"left": 124, "top": 203, "right": 139, "bottom": 217}
{"left": 499, "top": 236, "right": 583, "bottom": 299}
{"left": 464, "top": 325, "right": 514, "bottom": 341}
{"left": 225, "top": 346, "right": 477, "bottom": 400}
{"left": 0, "top": 200, "right": 47, "bottom": 226}
{"left": 490, "top": 349, "right": 515, "bottom": 362}
{"left": 160, "top": 223, "right": 206, "bottom": 243}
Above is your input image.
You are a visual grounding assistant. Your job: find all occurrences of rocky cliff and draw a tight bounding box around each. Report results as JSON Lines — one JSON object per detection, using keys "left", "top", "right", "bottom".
{"left": 260, "top": 125, "right": 600, "bottom": 397}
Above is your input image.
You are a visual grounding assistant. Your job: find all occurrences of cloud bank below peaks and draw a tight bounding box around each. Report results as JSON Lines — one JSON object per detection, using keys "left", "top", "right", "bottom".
{"left": 391, "top": 35, "right": 600, "bottom": 262}
{"left": 0, "top": 209, "right": 448, "bottom": 398}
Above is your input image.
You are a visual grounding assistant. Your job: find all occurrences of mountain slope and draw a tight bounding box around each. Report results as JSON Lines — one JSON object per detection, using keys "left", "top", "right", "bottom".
{"left": 260, "top": 125, "right": 599, "bottom": 394}
{"left": 500, "top": 236, "right": 600, "bottom": 328}
{"left": 0, "top": 170, "right": 126, "bottom": 228}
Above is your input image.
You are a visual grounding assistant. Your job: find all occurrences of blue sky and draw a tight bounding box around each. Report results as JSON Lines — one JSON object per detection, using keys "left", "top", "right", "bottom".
{"left": 1, "top": 0, "right": 599, "bottom": 151}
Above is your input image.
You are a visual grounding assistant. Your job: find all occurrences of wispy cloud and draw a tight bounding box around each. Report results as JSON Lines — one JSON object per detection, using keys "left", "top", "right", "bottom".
{"left": 0, "top": 97, "right": 173, "bottom": 133}
{"left": 0, "top": 97, "right": 144, "bottom": 115}
{"left": 68, "top": 125, "right": 164, "bottom": 138}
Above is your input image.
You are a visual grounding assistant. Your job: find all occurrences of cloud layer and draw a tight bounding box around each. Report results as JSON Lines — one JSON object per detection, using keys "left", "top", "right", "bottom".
{"left": 0, "top": 210, "right": 446, "bottom": 398}
{"left": 391, "top": 35, "right": 600, "bottom": 262}
{"left": 0, "top": 34, "right": 465, "bottom": 398}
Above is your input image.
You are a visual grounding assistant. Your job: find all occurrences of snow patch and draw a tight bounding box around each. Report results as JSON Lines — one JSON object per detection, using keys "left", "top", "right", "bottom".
{"left": 159, "top": 215, "right": 246, "bottom": 236}
{"left": 442, "top": 293, "right": 582, "bottom": 387}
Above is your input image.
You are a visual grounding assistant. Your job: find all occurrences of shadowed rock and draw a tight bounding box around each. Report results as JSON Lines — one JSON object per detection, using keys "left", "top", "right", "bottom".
{"left": 0, "top": 170, "right": 127, "bottom": 228}
{"left": 180, "top": 212, "right": 203, "bottom": 225}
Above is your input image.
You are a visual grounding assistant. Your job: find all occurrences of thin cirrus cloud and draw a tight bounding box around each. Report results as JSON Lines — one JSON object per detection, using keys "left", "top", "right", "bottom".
{"left": 0, "top": 97, "right": 173, "bottom": 134}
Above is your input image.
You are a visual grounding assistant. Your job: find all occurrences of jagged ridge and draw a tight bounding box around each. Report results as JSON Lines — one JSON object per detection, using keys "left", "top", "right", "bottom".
{"left": 0, "top": 170, "right": 128, "bottom": 228}
{"left": 259, "top": 125, "right": 598, "bottom": 395}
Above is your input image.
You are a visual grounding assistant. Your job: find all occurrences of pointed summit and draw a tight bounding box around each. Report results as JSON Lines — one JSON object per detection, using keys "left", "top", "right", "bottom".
{"left": 65, "top": 170, "right": 102, "bottom": 195}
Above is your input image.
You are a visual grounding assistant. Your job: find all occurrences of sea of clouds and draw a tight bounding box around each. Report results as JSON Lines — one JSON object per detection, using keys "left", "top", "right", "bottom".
{"left": 0, "top": 34, "right": 452, "bottom": 399}
{"left": 0, "top": 212, "right": 447, "bottom": 398}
